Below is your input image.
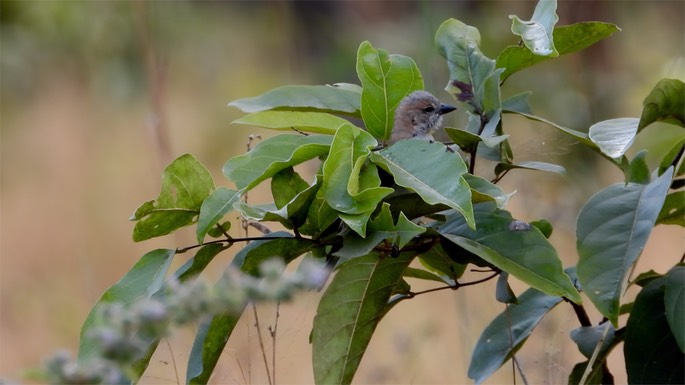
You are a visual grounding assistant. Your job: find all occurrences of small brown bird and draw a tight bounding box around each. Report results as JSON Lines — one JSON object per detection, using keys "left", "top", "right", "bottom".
{"left": 388, "top": 90, "right": 457, "bottom": 145}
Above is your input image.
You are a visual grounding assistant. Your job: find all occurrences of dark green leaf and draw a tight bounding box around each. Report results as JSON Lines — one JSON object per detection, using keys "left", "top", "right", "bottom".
{"left": 206, "top": 221, "right": 231, "bottom": 238}
{"left": 371, "top": 139, "right": 475, "bottom": 229}
{"left": 172, "top": 244, "right": 226, "bottom": 281}
{"left": 665, "top": 265, "right": 685, "bottom": 352}
{"left": 577, "top": 168, "right": 673, "bottom": 325}
{"left": 468, "top": 286, "right": 563, "bottom": 384}
{"left": 312, "top": 252, "right": 414, "bottom": 385}
{"left": 624, "top": 277, "right": 685, "bottom": 384}
{"left": 356, "top": 41, "right": 424, "bottom": 141}
{"left": 464, "top": 174, "right": 508, "bottom": 207}
{"left": 567, "top": 360, "right": 606, "bottom": 385}
{"left": 658, "top": 191, "right": 685, "bottom": 227}
{"left": 444, "top": 127, "right": 482, "bottom": 151}
{"left": 403, "top": 267, "right": 448, "bottom": 284}
{"left": 228, "top": 84, "right": 361, "bottom": 117}
{"left": 659, "top": 136, "right": 685, "bottom": 176}
{"left": 418, "top": 243, "right": 466, "bottom": 281}
{"left": 78, "top": 249, "right": 176, "bottom": 362}
{"left": 502, "top": 92, "right": 533, "bottom": 114}
{"left": 440, "top": 202, "right": 581, "bottom": 302}
{"left": 132, "top": 154, "right": 214, "bottom": 242}
{"left": 530, "top": 219, "right": 553, "bottom": 238}
{"left": 383, "top": 189, "right": 450, "bottom": 220}
{"left": 238, "top": 236, "right": 316, "bottom": 277}
{"left": 271, "top": 167, "right": 309, "bottom": 209}
{"left": 570, "top": 323, "right": 616, "bottom": 359}
{"left": 196, "top": 187, "right": 240, "bottom": 244}
{"left": 232, "top": 110, "right": 353, "bottom": 135}
{"left": 497, "top": 22, "right": 620, "bottom": 81}
{"left": 631, "top": 269, "right": 664, "bottom": 287}
{"left": 638, "top": 78, "right": 685, "bottom": 130}
{"left": 628, "top": 150, "right": 651, "bottom": 184}
{"left": 508, "top": 0, "right": 559, "bottom": 57}
{"left": 223, "top": 134, "right": 332, "bottom": 192}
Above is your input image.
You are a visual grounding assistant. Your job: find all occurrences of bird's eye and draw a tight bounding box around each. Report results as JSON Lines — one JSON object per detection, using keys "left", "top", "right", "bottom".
{"left": 423, "top": 106, "right": 435, "bottom": 113}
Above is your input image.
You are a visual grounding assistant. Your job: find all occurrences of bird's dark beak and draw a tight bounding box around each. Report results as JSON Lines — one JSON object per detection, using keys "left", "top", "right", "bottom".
{"left": 439, "top": 103, "right": 457, "bottom": 115}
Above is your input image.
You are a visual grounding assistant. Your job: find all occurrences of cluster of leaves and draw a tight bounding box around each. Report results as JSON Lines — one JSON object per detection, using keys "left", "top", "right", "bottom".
{"left": 72, "top": 1, "right": 683, "bottom": 384}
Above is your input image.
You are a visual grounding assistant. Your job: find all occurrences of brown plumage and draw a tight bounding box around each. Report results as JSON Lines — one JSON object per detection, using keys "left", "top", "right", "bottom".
{"left": 388, "top": 90, "right": 456, "bottom": 145}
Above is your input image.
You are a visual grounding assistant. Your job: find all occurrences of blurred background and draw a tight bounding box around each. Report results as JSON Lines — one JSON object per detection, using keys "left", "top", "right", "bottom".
{"left": 1, "top": 1, "right": 683, "bottom": 384}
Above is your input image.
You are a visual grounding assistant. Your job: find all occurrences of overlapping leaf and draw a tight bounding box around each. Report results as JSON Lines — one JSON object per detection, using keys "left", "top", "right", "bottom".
{"left": 321, "top": 124, "right": 392, "bottom": 223}
{"left": 440, "top": 202, "right": 581, "bottom": 302}
{"left": 356, "top": 41, "right": 424, "bottom": 141}
{"left": 509, "top": 0, "right": 559, "bottom": 57}
{"left": 588, "top": 117, "right": 639, "bottom": 159}
{"left": 577, "top": 168, "right": 674, "bottom": 325}
{"left": 371, "top": 139, "right": 475, "bottom": 229}
{"left": 638, "top": 78, "right": 685, "bottom": 130}
{"left": 131, "top": 154, "right": 214, "bottom": 242}
{"left": 665, "top": 265, "right": 685, "bottom": 352}
{"left": 196, "top": 187, "right": 240, "bottom": 243}
{"left": 223, "top": 134, "right": 333, "bottom": 191}
{"left": 497, "top": 22, "right": 620, "bottom": 81}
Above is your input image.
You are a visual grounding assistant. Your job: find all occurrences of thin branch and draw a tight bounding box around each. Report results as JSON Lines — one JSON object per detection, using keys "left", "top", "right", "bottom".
{"left": 252, "top": 304, "right": 273, "bottom": 385}
{"left": 403, "top": 271, "right": 500, "bottom": 299}
{"left": 513, "top": 356, "right": 530, "bottom": 385}
{"left": 268, "top": 303, "right": 280, "bottom": 385}
{"left": 163, "top": 338, "right": 180, "bottom": 385}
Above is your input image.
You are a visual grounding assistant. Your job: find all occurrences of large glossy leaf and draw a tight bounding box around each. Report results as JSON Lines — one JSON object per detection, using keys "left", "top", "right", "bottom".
{"left": 131, "top": 154, "right": 214, "bottom": 242}
{"left": 78, "top": 249, "right": 176, "bottom": 363}
{"left": 509, "top": 0, "right": 559, "bottom": 57}
{"left": 356, "top": 41, "right": 424, "bottom": 141}
{"left": 321, "top": 124, "right": 392, "bottom": 220}
{"left": 638, "top": 78, "right": 685, "bottom": 130}
{"left": 496, "top": 22, "right": 620, "bottom": 81}
{"left": 312, "top": 252, "right": 414, "bottom": 385}
{"left": 228, "top": 84, "right": 361, "bottom": 117}
{"left": 665, "top": 265, "right": 685, "bottom": 352}
{"left": 468, "top": 285, "right": 564, "bottom": 384}
{"left": 577, "top": 168, "right": 674, "bottom": 325}
{"left": 196, "top": 187, "right": 240, "bottom": 243}
{"left": 624, "top": 277, "right": 685, "bottom": 384}
{"left": 232, "top": 111, "right": 353, "bottom": 135}
{"left": 371, "top": 139, "right": 475, "bottom": 229}
{"left": 440, "top": 202, "right": 581, "bottom": 302}
{"left": 435, "top": 18, "right": 496, "bottom": 115}
{"left": 588, "top": 117, "right": 639, "bottom": 159}
{"left": 223, "top": 134, "right": 332, "bottom": 191}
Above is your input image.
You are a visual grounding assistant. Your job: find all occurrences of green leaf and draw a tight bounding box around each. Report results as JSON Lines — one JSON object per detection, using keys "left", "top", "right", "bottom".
{"left": 435, "top": 18, "right": 496, "bottom": 115}
{"left": 355, "top": 41, "right": 424, "bottom": 141}
{"left": 132, "top": 154, "right": 214, "bottom": 242}
{"left": 444, "top": 127, "right": 482, "bottom": 151}
{"left": 232, "top": 110, "right": 354, "bottom": 135}
{"left": 568, "top": 360, "right": 605, "bottom": 385}
{"left": 271, "top": 167, "right": 309, "bottom": 209}
{"left": 628, "top": 150, "right": 650, "bottom": 184}
{"left": 172, "top": 244, "right": 226, "bottom": 281}
{"left": 78, "top": 249, "right": 176, "bottom": 362}
{"left": 496, "top": 272, "right": 518, "bottom": 304}
{"left": 418, "top": 243, "right": 467, "bottom": 281}
{"left": 495, "top": 161, "right": 565, "bottom": 176}
{"left": 502, "top": 92, "right": 533, "bottom": 114}
{"left": 665, "top": 265, "right": 685, "bottom": 352}
{"left": 228, "top": 84, "right": 361, "bottom": 117}
{"left": 506, "top": 110, "right": 596, "bottom": 148}
{"left": 196, "top": 187, "right": 240, "bottom": 244}
{"left": 577, "top": 168, "right": 674, "bottom": 325}
{"left": 403, "top": 266, "right": 449, "bottom": 284}
{"left": 530, "top": 219, "right": 553, "bottom": 238}
{"left": 440, "top": 202, "right": 581, "bottom": 302}
{"left": 463, "top": 174, "right": 508, "bottom": 208}
{"left": 624, "top": 277, "right": 685, "bottom": 384}
{"left": 570, "top": 323, "right": 616, "bottom": 359}
{"left": 497, "top": 22, "right": 620, "bottom": 81}
{"left": 468, "top": 285, "right": 564, "bottom": 384}
{"left": 371, "top": 139, "right": 475, "bottom": 229}
{"left": 658, "top": 191, "right": 685, "bottom": 226}
{"left": 638, "top": 78, "right": 685, "bottom": 130}
{"left": 223, "top": 134, "right": 332, "bottom": 192}
{"left": 322, "top": 124, "right": 392, "bottom": 218}
{"left": 659, "top": 136, "right": 685, "bottom": 176}
{"left": 312, "top": 252, "right": 415, "bottom": 385}
{"left": 509, "top": 0, "right": 559, "bottom": 57}
{"left": 335, "top": 203, "right": 426, "bottom": 259}
{"left": 589, "top": 117, "right": 639, "bottom": 159}
{"left": 237, "top": 234, "right": 316, "bottom": 276}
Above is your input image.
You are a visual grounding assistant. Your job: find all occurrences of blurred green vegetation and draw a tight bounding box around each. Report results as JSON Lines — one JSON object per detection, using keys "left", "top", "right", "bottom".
{"left": 1, "top": 1, "right": 683, "bottom": 383}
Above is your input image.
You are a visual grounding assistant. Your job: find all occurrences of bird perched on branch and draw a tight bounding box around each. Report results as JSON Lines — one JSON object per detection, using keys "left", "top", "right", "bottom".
{"left": 388, "top": 90, "right": 457, "bottom": 145}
